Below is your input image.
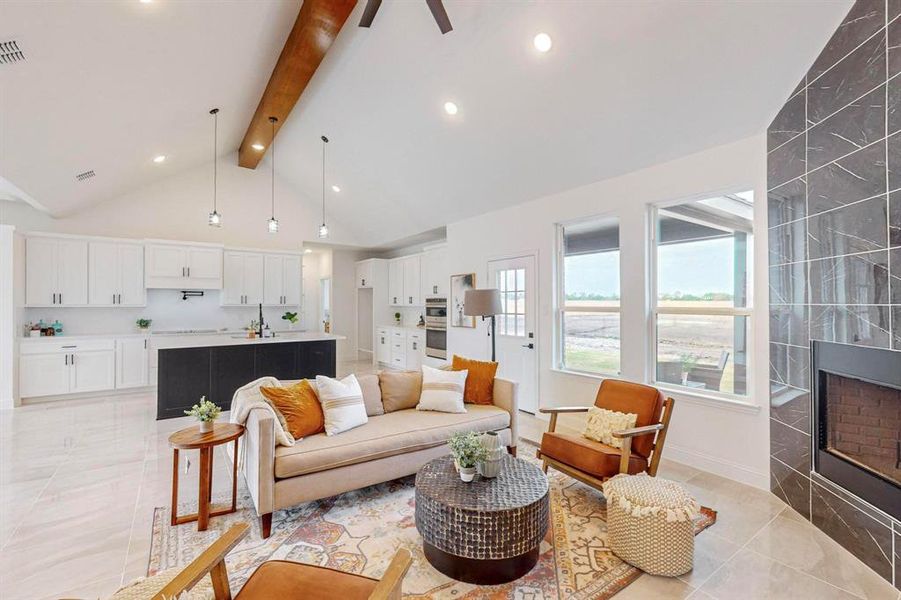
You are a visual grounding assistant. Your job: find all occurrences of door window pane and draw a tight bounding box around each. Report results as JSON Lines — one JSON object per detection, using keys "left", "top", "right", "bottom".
{"left": 563, "top": 312, "right": 620, "bottom": 375}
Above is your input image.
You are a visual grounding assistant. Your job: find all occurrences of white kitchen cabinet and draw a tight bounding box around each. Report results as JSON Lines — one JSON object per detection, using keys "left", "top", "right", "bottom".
{"left": 376, "top": 327, "right": 390, "bottom": 364}
{"left": 402, "top": 255, "right": 422, "bottom": 307}
{"left": 19, "top": 339, "right": 115, "bottom": 398}
{"left": 145, "top": 242, "right": 222, "bottom": 289}
{"left": 222, "top": 251, "right": 265, "bottom": 306}
{"left": 116, "top": 337, "right": 148, "bottom": 389}
{"left": 390, "top": 329, "right": 406, "bottom": 368}
{"left": 387, "top": 259, "right": 403, "bottom": 306}
{"left": 422, "top": 246, "right": 449, "bottom": 298}
{"left": 25, "top": 236, "right": 88, "bottom": 306}
{"left": 89, "top": 242, "right": 145, "bottom": 306}
{"left": 71, "top": 349, "right": 116, "bottom": 393}
{"left": 406, "top": 331, "right": 424, "bottom": 370}
{"left": 263, "top": 254, "right": 301, "bottom": 306}
{"left": 18, "top": 352, "right": 69, "bottom": 397}
{"left": 356, "top": 260, "right": 374, "bottom": 288}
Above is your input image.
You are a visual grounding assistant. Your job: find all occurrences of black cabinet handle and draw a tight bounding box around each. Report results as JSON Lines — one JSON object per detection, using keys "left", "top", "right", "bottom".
{"left": 433, "top": 285, "right": 438, "bottom": 294}
{"left": 59, "top": 293, "right": 62, "bottom": 304}
{"left": 408, "top": 296, "right": 412, "bottom": 304}
{"left": 118, "top": 294, "right": 121, "bottom": 304}
{"left": 65, "top": 354, "right": 68, "bottom": 366}
{"left": 187, "top": 267, "right": 190, "bottom": 277}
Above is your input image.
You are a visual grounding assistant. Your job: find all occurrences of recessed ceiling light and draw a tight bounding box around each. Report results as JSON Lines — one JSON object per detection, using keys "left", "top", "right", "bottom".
{"left": 153, "top": 155, "right": 166, "bottom": 163}
{"left": 331, "top": 185, "right": 341, "bottom": 193}
{"left": 251, "top": 143, "right": 265, "bottom": 151}
{"left": 533, "top": 33, "right": 552, "bottom": 52}
{"left": 139, "top": 0, "right": 153, "bottom": 3}
{"left": 303, "top": 248, "right": 313, "bottom": 254}
{"left": 444, "top": 101, "right": 458, "bottom": 115}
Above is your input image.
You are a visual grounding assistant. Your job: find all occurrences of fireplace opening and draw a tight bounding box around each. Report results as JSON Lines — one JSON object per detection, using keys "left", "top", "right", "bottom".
{"left": 812, "top": 342, "right": 901, "bottom": 520}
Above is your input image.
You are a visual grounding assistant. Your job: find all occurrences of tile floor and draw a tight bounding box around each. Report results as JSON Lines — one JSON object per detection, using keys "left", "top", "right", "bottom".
{"left": 0, "top": 366, "right": 897, "bottom": 599}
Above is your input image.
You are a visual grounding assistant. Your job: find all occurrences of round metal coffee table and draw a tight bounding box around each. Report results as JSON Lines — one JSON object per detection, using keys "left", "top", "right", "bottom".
{"left": 415, "top": 454, "right": 549, "bottom": 584}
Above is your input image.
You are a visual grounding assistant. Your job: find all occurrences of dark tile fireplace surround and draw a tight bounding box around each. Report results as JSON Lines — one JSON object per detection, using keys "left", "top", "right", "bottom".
{"left": 768, "top": 0, "right": 901, "bottom": 589}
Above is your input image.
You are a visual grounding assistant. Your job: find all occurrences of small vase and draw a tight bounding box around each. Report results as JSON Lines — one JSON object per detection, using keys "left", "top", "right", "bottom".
{"left": 459, "top": 466, "right": 476, "bottom": 482}
{"left": 199, "top": 420, "right": 213, "bottom": 433}
{"left": 481, "top": 431, "right": 500, "bottom": 451}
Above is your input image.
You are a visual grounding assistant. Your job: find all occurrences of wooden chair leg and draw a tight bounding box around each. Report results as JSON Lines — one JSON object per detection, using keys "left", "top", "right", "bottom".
{"left": 209, "top": 560, "right": 232, "bottom": 600}
{"left": 507, "top": 445, "right": 517, "bottom": 457}
{"left": 260, "top": 512, "right": 272, "bottom": 539}
{"left": 542, "top": 459, "right": 549, "bottom": 474}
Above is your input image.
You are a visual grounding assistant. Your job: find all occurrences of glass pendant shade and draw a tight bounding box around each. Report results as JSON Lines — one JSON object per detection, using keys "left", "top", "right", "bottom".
{"left": 318, "top": 223, "right": 329, "bottom": 238}
{"left": 209, "top": 108, "right": 221, "bottom": 226}
{"left": 268, "top": 217, "right": 279, "bottom": 234}
{"left": 208, "top": 210, "right": 222, "bottom": 227}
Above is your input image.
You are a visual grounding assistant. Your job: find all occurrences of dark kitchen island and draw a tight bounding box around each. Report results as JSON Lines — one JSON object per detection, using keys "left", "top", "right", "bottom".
{"left": 155, "top": 332, "right": 340, "bottom": 420}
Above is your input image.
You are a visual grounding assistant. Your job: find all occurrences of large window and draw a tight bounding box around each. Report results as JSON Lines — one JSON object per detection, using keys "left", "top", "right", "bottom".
{"left": 652, "top": 192, "right": 753, "bottom": 397}
{"left": 557, "top": 216, "right": 620, "bottom": 375}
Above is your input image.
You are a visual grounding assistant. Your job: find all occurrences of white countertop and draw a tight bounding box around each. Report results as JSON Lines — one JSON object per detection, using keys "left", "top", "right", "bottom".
{"left": 378, "top": 324, "right": 427, "bottom": 331}
{"left": 152, "top": 331, "right": 344, "bottom": 350}
{"left": 20, "top": 333, "right": 150, "bottom": 343}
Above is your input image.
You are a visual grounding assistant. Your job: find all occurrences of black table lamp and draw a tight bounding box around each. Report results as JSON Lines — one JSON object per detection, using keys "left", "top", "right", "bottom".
{"left": 463, "top": 288, "right": 503, "bottom": 361}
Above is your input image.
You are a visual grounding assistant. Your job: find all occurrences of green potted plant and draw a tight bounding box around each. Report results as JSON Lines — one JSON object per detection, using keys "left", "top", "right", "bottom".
{"left": 394, "top": 311, "right": 402, "bottom": 325}
{"left": 185, "top": 396, "right": 222, "bottom": 433}
{"left": 449, "top": 431, "right": 489, "bottom": 482}
{"left": 281, "top": 311, "right": 299, "bottom": 330}
{"left": 136, "top": 318, "right": 152, "bottom": 332}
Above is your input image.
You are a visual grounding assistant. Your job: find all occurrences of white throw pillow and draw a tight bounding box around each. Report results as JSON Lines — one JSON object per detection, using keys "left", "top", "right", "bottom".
{"left": 582, "top": 406, "right": 638, "bottom": 449}
{"left": 315, "top": 374, "right": 368, "bottom": 436}
{"left": 417, "top": 365, "right": 468, "bottom": 413}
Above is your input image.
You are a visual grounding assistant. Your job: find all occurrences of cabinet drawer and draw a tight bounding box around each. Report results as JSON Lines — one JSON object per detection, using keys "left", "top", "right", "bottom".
{"left": 390, "top": 356, "right": 406, "bottom": 367}
{"left": 20, "top": 338, "right": 115, "bottom": 354}
{"left": 391, "top": 330, "right": 405, "bottom": 339}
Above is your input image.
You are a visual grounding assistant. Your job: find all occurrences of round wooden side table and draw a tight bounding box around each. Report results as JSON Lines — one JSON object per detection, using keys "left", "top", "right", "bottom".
{"left": 168, "top": 423, "right": 245, "bottom": 532}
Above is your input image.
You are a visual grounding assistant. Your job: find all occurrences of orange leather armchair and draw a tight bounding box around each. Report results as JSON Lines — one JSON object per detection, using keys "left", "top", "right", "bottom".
{"left": 536, "top": 379, "right": 674, "bottom": 490}
{"left": 152, "top": 522, "right": 412, "bottom": 600}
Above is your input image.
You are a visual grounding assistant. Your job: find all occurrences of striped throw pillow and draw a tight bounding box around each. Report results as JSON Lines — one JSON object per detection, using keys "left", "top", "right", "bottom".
{"left": 416, "top": 365, "right": 468, "bottom": 413}
{"left": 314, "top": 374, "right": 368, "bottom": 436}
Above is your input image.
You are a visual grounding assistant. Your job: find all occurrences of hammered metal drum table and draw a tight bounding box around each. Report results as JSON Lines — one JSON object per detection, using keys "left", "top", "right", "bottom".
{"left": 415, "top": 454, "right": 549, "bottom": 584}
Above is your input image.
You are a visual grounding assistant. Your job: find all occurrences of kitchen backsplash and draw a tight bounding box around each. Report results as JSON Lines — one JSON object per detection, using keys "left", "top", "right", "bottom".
{"left": 22, "top": 289, "right": 307, "bottom": 336}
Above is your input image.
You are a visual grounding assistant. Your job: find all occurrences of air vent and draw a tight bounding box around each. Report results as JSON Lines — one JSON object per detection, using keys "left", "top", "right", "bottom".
{"left": 0, "top": 40, "right": 25, "bottom": 65}
{"left": 75, "top": 170, "right": 95, "bottom": 182}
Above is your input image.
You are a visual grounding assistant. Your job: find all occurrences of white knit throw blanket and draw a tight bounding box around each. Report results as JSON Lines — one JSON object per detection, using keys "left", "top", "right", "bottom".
{"left": 229, "top": 376, "right": 296, "bottom": 473}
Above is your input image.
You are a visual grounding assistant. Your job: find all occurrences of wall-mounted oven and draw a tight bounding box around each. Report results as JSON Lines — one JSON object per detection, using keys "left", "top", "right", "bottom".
{"left": 425, "top": 298, "right": 447, "bottom": 359}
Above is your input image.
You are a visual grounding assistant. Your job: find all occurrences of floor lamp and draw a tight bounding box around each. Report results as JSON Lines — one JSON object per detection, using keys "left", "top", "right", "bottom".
{"left": 464, "top": 288, "right": 503, "bottom": 361}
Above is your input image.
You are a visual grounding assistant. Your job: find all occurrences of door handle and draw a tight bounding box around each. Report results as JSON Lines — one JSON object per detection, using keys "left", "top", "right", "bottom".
{"left": 521, "top": 343, "right": 534, "bottom": 349}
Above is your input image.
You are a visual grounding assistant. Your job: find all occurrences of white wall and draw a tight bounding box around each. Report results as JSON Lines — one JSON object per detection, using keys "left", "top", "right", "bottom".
{"left": 0, "top": 227, "right": 14, "bottom": 408}
{"left": 446, "top": 133, "right": 770, "bottom": 489}
{"left": 330, "top": 248, "right": 366, "bottom": 362}
{"left": 0, "top": 152, "right": 361, "bottom": 249}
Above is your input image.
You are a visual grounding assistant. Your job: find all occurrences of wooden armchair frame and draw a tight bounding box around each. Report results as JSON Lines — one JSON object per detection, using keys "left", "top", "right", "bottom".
{"left": 536, "top": 397, "right": 675, "bottom": 491}
{"left": 153, "top": 522, "right": 413, "bottom": 600}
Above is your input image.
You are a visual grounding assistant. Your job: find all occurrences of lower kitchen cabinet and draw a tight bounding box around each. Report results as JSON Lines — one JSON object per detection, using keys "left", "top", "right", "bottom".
{"left": 157, "top": 340, "right": 336, "bottom": 419}
{"left": 377, "top": 327, "right": 425, "bottom": 370}
{"left": 116, "top": 337, "right": 149, "bottom": 389}
{"left": 376, "top": 328, "right": 390, "bottom": 364}
{"left": 19, "top": 339, "right": 116, "bottom": 398}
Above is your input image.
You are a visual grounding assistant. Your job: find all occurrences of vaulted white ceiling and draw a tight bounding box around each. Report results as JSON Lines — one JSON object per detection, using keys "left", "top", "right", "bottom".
{"left": 1, "top": 0, "right": 850, "bottom": 248}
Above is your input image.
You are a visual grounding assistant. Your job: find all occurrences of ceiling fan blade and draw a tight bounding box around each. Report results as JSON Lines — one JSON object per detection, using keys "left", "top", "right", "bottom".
{"left": 359, "top": 0, "right": 382, "bottom": 28}
{"left": 425, "top": 0, "right": 453, "bottom": 34}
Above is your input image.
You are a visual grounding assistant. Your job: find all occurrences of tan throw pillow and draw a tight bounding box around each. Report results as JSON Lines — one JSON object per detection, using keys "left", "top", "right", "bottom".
{"left": 357, "top": 373, "right": 384, "bottom": 417}
{"left": 379, "top": 371, "right": 422, "bottom": 412}
{"left": 583, "top": 406, "right": 638, "bottom": 449}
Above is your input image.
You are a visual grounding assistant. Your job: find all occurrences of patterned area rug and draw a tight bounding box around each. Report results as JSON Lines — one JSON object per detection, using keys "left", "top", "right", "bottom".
{"left": 149, "top": 459, "right": 716, "bottom": 599}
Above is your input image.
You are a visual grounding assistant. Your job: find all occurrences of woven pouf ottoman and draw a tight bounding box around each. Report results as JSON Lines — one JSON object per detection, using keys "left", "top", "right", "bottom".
{"left": 602, "top": 472, "right": 699, "bottom": 576}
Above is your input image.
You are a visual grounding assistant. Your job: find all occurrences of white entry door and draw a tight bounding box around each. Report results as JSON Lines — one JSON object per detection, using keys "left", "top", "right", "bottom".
{"left": 488, "top": 254, "right": 538, "bottom": 414}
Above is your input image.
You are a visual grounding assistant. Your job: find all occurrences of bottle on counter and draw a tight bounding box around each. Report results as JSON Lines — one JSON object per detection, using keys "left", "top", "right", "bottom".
{"left": 52, "top": 320, "right": 63, "bottom": 336}
{"left": 263, "top": 324, "right": 272, "bottom": 338}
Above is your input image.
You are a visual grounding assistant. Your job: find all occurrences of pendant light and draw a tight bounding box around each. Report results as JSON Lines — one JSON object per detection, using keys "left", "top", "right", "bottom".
{"left": 267, "top": 116, "right": 279, "bottom": 234}
{"left": 208, "top": 108, "right": 222, "bottom": 227}
{"left": 318, "top": 135, "right": 329, "bottom": 239}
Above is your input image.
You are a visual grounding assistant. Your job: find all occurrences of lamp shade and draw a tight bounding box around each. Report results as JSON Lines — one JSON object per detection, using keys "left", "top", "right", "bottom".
{"left": 464, "top": 289, "right": 502, "bottom": 316}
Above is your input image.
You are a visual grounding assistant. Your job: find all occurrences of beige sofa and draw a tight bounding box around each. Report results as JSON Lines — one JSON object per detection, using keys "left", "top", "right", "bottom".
{"left": 234, "top": 375, "right": 518, "bottom": 538}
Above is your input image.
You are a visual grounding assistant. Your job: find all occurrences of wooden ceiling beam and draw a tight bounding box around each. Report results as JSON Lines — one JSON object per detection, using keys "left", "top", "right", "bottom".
{"left": 238, "top": 0, "right": 356, "bottom": 169}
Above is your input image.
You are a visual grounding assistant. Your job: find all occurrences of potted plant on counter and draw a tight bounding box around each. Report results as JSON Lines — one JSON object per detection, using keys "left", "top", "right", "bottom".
{"left": 282, "top": 311, "right": 299, "bottom": 330}
{"left": 394, "top": 312, "right": 402, "bottom": 325}
{"left": 185, "top": 396, "right": 222, "bottom": 433}
{"left": 136, "top": 318, "right": 152, "bottom": 333}
{"left": 449, "top": 432, "right": 489, "bottom": 482}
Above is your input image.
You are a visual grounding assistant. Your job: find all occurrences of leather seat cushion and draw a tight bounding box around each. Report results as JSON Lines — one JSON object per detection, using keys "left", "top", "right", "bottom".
{"left": 594, "top": 379, "right": 665, "bottom": 457}
{"left": 236, "top": 560, "right": 377, "bottom": 600}
{"left": 274, "top": 404, "right": 510, "bottom": 478}
{"left": 541, "top": 432, "right": 648, "bottom": 478}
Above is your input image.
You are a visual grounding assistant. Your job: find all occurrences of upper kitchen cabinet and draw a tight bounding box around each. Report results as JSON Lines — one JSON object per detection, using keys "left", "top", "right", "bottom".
{"left": 222, "top": 251, "right": 264, "bottom": 306}
{"left": 356, "top": 260, "right": 374, "bottom": 288}
{"left": 387, "top": 255, "right": 423, "bottom": 306}
{"left": 145, "top": 241, "right": 223, "bottom": 289}
{"left": 89, "top": 242, "right": 145, "bottom": 306}
{"left": 421, "top": 245, "right": 449, "bottom": 298}
{"left": 25, "top": 236, "right": 88, "bottom": 307}
{"left": 263, "top": 253, "right": 302, "bottom": 306}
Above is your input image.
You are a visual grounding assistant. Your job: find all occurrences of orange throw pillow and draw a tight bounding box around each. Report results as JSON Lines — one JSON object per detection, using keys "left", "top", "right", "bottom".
{"left": 451, "top": 355, "right": 498, "bottom": 405}
{"left": 259, "top": 380, "right": 324, "bottom": 440}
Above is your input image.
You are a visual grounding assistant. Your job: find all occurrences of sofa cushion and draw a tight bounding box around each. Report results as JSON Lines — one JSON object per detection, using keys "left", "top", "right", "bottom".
{"left": 379, "top": 370, "right": 422, "bottom": 412}
{"left": 259, "top": 380, "right": 324, "bottom": 440}
{"left": 357, "top": 373, "right": 384, "bottom": 417}
{"left": 274, "top": 404, "right": 511, "bottom": 478}
{"left": 541, "top": 431, "right": 648, "bottom": 478}
{"left": 236, "top": 560, "right": 377, "bottom": 600}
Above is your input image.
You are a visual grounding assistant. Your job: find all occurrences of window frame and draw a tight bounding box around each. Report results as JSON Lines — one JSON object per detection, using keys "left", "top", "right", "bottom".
{"left": 554, "top": 213, "right": 622, "bottom": 377}
{"left": 647, "top": 197, "right": 755, "bottom": 402}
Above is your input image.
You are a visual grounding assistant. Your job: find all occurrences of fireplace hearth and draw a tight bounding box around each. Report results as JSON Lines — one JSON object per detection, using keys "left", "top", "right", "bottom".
{"left": 812, "top": 342, "right": 901, "bottom": 520}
